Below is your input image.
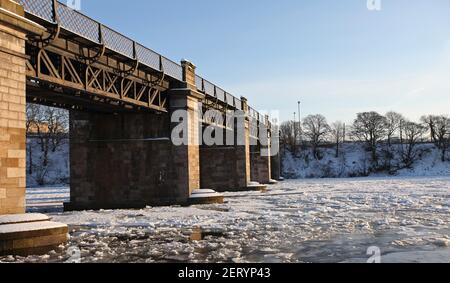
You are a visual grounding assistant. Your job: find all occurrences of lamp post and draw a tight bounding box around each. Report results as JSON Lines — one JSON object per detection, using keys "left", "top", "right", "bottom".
{"left": 297, "top": 101, "right": 301, "bottom": 146}
{"left": 293, "top": 112, "right": 297, "bottom": 150}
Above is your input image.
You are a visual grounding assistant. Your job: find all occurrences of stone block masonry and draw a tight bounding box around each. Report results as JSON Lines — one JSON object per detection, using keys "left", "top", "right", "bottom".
{"left": 200, "top": 127, "right": 251, "bottom": 192}
{"left": 250, "top": 143, "right": 272, "bottom": 185}
{"left": 1, "top": 0, "right": 45, "bottom": 214}
{"left": 0, "top": 213, "right": 68, "bottom": 255}
{"left": 67, "top": 86, "right": 206, "bottom": 210}
{"left": 0, "top": 1, "right": 29, "bottom": 215}
{"left": 67, "top": 111, "right": 181, "bottom": 210}
{"left": 0, "top": 0, "right": 68, "bottom": 257}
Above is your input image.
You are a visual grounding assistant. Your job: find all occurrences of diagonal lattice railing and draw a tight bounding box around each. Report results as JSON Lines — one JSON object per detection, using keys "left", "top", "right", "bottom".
{"left": 17, "top": 0, "right": 266, "bottom": 124}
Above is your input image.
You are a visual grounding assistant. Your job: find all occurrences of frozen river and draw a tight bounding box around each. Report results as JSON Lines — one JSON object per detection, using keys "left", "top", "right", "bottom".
{"left": 2, "top": 177, "right": 449, "bottom": 263}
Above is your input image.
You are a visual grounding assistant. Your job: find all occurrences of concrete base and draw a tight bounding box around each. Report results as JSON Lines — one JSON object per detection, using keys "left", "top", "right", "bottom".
{"left": 0, "top": 213, "right": 68, "bottom": 256}
{"left": 247, "top": 182, "right": 268, "bottom": 192}
{"left": 65, "top": 189, "right": 225, "bottom": 210}
{"left": 218, "top": 182, "right": 268, "bottom": 193}
{"left": 64, "top": 199, "right": 186, "bottom": 211}
{"left": 188, "top": 190, "right": 224, "bottom": 205}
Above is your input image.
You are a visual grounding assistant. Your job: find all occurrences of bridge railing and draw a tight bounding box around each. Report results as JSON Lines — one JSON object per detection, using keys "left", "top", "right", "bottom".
{"left": 17, "top": 0, "right": 184, "bottom": 81}
{"left": 195, "top": 75, "right": 243, "bottom": 111}
{"left": 18, "top": 0, "right": 266, "bottom": 125}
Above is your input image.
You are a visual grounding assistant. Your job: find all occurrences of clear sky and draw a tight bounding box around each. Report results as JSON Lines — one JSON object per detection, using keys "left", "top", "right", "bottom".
{"left": 79, "top": 0, "right": 450, "bottom": 124}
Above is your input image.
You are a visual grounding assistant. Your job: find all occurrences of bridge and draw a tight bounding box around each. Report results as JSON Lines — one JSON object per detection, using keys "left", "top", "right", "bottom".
{"left": 0, "top": 0, "right": 281, "bottom": 221}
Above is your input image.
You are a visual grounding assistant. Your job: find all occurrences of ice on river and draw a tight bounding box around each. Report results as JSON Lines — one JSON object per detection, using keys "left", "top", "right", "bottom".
{"left": 2, "top": 176, "right": 449, "bottom": 263}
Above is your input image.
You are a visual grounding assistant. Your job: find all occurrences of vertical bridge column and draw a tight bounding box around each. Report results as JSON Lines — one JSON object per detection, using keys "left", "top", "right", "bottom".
{"left": 199, "top": 97, "right": 253, "bottom": 192}
{"left": 0, "top": 1, "right": 68, "bottom": 256}
{"left": 233, "top": 97, "right": 252, "bottom": 190}
{"left": 270, "top": 126, "right": 282, "bottom": 181}
{"left": 168, "top": 60, "right": 204, "bottom": 199}
{"left": 67, "top": 111, "right": 175, "bottom": 210}
{"left": 0, "top": 0, "right": 44, "bottom": 214}
{"left": 250, "top": 115, "right": 272, "bottom": 184}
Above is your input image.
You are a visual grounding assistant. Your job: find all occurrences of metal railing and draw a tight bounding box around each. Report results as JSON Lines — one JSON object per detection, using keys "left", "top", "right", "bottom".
{"left": 17, "top": 0, "right": 265, "bottom": 124}
{"left": 17, "top": 0, "right": 183, "bottom": 81}
{"left": 195, "top": 75, "right": 244, "bottom": 111}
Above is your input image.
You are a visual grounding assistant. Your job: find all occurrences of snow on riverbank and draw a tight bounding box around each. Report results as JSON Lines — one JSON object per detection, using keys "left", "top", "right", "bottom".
{"left": 26, "top": 186, "right": 69, "bottom": 213}
{"left": 6, "top": 176, "right": 449, "bottom": 263}
{"left": 26, "top": 138, "right": 450, "bottom": 186}
{"left": 26, "top": 137, "right": 69, "bottom": 187}
{"left": 282, "top": 143, "right": 450, "bottom": 179}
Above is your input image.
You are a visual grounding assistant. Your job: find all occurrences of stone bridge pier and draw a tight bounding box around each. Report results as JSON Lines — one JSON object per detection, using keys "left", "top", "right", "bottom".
{"left": 270, "top": 129, "right": 282, "bottom": 181}
{"left": 200, "top": 101, "right": 276, "bottom": 191}
{"left": 270, "top": 147, "right": 281, "bottom": 181}
{"left": 0, "top": 0, "right": 44, "bottom": 215}
{"left": 250, "top": 145, "right": 272, "bottom": 185}
{"left": 0, "top": 0, "right": 68, "bottom": 255}
{"left": 65, "top": 61, "right": 206, "bottom": 210}
{"left": 199, "top": 103, "right": 252, "bottom": 192}
{"left": 249, "top": 117, "right": 272, "bottom": 185}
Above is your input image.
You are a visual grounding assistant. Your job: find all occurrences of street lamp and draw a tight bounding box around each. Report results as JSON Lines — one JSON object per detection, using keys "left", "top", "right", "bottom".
{"left": 297, "top": 101, "right": 302, "bottom": 146}
{"left": 293, "top": 112, "right": 297, "bottom": 150}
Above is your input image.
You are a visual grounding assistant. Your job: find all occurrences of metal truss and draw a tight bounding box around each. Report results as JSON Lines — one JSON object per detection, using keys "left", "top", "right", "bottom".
{"left": 25, "top": 45, "right": 168, "bottom": 112}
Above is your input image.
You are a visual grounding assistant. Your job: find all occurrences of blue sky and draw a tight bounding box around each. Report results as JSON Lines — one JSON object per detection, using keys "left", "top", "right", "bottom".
{"left": 79, "top": 0, "right": 450, "bottom": 123}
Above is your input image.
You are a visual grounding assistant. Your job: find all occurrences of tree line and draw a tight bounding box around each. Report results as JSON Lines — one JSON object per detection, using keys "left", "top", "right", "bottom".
{"left": 280, "top": 111, "right": 450, "bottom": 173}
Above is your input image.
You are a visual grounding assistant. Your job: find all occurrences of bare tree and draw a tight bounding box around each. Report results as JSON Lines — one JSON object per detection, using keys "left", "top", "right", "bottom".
{"left": 280, "top": 121, "right": 296, "bottom": 154}
{"left": 45, "top": 107, "right": 69, "bottom": 152}
{"left": 26, "top": 104, "right": 69, "bottom": 170}
{"left": 385, "top": 111, "right": 405, "bottom": 146}
{"left": 26, "top": 104, "right": 39, "bottom": 175}
{"left": 433, "top": 116, "right": 450, "bottom": 162}
{"left": 400, "top": 121, "right": 426, "bottom": 168}
{"left": 330, "top": 121, "right": 345, "bottom": 158}
{"left": 351, "top": 112, "right": 387, "bottom": 163}
{"left": 420, "top": 115, "right": 438, "bottom": 143}
{"left": 33, "top": 107, "right": 50, "bottom": 167}
{"left": 26, "top": 104, "right": 41, "bottom": 134}
{"left": 302, "top": 114, "right": 330, "bottom": 160}
{"left": 420, "top": 115, "right": 450, "bottom": 161}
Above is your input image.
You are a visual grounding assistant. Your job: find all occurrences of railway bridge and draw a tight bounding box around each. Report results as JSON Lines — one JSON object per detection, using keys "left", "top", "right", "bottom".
{"left": 0, "top": 0, "right": 281, "bottom": 216}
